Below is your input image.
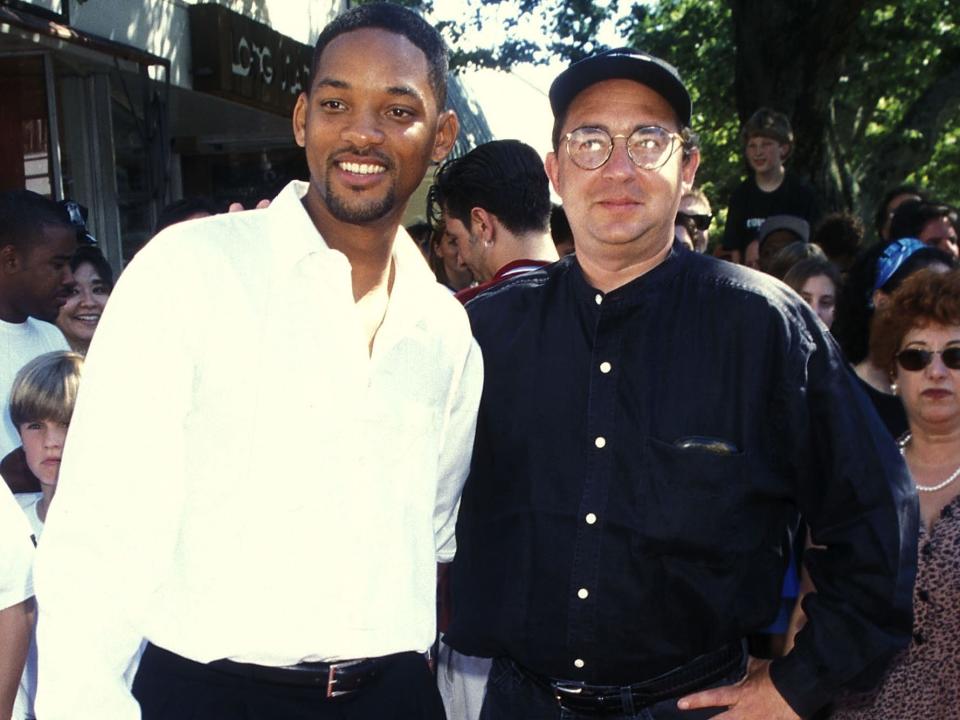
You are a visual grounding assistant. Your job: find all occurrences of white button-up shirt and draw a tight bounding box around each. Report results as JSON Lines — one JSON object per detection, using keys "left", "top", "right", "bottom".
{"left": 34, "top": 181, "right": 483, "bottom": 720}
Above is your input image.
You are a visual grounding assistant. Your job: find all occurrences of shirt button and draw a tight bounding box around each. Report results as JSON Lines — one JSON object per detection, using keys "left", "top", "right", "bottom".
{"left": 921, "top": 542, "right": 933, "bottom": 557}
{"left": 599, "top": 361, "right": 612, "bottom": 374}
{"left": 574, "top": 658, "right": 585, "bottom": 669}
{"left": 594, "top": 436, "right": 606, "bottom": 448}
{"left": 585, "top": 513, "right": 597, "bottom": 525}
{"left": 594, "top": 294, "right": 603, "bottom": 305}
{"left": 913, "top": 632, "right": 924, "bottom": 645}
{"left": 577, "top": 588, "right": 589, "bottom": 600}
{"left": 918, "top": 589, "right": 930, "bottom": 603}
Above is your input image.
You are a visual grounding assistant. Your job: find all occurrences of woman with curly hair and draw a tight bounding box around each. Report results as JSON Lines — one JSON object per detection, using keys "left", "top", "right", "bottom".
{"left": 831, "top": 268, "right": 960, "bottom": 718}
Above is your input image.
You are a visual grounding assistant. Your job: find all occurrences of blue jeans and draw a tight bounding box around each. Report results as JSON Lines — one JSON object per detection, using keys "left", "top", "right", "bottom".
{"left": 478, "top": 653, "right": 747, "bottom": 720}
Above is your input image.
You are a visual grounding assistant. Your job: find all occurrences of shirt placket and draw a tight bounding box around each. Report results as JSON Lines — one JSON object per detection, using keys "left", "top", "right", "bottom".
{"left": 565, "top": 289, "right": 624, "bottom": 677}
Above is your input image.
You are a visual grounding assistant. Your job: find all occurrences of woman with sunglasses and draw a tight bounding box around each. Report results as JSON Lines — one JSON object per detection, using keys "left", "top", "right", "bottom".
{"left": 833, "top": 238, "right": 955, "bottom": 438}
{"left": 830, "top": 268, "right": 960, "bottom": 719}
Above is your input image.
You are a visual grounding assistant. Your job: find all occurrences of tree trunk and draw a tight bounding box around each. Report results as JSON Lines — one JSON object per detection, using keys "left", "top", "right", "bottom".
{"left": 727, "top": 0, "right": 866, "bottom": 213}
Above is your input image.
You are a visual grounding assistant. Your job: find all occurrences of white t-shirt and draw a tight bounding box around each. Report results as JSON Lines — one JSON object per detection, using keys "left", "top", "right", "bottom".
{"left": 0, "top": 318, "right": 69, "bottom": 456}
{"left": 14, "top": 493, "right": 43, "bottom": 720}
{"left": 0, "top": 484, "right": 35, "bottom": 720}
{"left": 0, "top": 485, "right": 34, "bottom": 608}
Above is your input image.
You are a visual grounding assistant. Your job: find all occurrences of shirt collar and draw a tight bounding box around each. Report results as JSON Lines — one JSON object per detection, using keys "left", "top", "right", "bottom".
{"left": 268, "top": 181, "right": 438, "bottom": 333}
{"left": 268, "top": 180, "right": 433, "bottom": 284}
{"left": 571, "top": 241, "right": 687, "bottom": 307}
{"left": 492, "top": 258, "right": 555, "bottom": 283}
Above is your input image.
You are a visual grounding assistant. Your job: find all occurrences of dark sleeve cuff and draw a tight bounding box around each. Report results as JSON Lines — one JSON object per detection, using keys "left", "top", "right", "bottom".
{"left": 769, "top": 653, "right": 833, "bottom": 719}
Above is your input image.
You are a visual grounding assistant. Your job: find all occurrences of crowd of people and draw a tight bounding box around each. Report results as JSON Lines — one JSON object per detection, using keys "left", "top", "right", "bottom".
{"left": 1, "top": 2, "right": 958, "bottom": 719}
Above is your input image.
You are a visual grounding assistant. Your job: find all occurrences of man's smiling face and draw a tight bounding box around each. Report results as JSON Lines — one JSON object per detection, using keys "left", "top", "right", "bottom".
{"left": 294, "top": 27, "right": 454, "bottom": 228}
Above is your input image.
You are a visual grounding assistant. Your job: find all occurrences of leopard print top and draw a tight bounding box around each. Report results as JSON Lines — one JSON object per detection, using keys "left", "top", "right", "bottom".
{"left": 831, "top": 493, "right": 960, "bottom": 719}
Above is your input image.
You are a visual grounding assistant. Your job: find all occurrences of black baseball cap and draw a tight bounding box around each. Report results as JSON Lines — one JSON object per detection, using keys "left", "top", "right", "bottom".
{"left": 549, "top": 48, "right": 692, "bottom": 128}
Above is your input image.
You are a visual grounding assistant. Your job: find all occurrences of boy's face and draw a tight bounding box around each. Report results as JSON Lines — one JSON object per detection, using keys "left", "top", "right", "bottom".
{"left": 19, "top": 419, "right": 68, "bottom": 489}
{"left": 745, "top": 135, "right": 788, "bottom": 174}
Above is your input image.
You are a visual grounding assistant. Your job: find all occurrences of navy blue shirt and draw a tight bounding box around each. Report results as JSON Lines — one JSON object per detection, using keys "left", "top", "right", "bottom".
{"left": 446, "top": 248, "right": 917, "bottom": 717}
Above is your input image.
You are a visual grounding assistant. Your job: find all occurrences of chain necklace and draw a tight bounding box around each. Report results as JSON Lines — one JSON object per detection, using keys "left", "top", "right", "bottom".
{"left": 898, "top": 433, "right": 960, "bottom": 492}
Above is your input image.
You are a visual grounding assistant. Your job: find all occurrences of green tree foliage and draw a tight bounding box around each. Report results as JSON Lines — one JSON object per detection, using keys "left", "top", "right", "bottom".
{"left": 395, "top": 0, "right": 959, "bottom": 236}
{"left": 623, "top": 0, "right": 958, "bottom": 232}
{"left": 618, "top": 0, "right": 739, "bottom": 236}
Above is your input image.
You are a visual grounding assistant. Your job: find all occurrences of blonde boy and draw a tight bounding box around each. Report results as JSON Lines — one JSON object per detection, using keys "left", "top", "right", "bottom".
{"left": 9, "top": 351, "right": 82, "bottom": 720}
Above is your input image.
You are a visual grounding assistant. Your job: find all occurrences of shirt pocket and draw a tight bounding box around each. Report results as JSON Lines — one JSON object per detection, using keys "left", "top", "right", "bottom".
{"left": 638, "top": 435, "right": 751, "bottom": 561}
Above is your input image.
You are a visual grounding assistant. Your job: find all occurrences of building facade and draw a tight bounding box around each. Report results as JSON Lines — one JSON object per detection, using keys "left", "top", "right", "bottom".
{"left": 1, "top": 0, "right": 490, "bottom": 269}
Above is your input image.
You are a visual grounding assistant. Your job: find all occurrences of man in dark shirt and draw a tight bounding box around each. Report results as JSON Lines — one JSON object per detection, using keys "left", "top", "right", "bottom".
{"left": 428, "top": 139, "right": 558, "bottom": 305}
{"left": 445, "top": 48, "right": 917, "bottom": 720}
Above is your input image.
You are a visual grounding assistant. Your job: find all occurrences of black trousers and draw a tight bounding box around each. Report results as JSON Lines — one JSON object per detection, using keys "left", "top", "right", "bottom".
{"left": 132, "top": 644, "right": 446, "bottom": 720}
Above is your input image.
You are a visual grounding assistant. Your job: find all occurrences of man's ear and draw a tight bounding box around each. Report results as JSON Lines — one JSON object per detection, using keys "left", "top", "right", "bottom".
{"left": 292, "top": 92, "right": 308, "bottom": 148}
{"left": 0, "top": 244, "right": 21, "bottom": 274}
{"left": 681, "top": 147, "right": 700, "bottom": 193}
{"left": 432, "top": 110, "right": 459, "bottom": 164}
{"left": 470, "top": 207, "right": 495, "bottom": 246}
{"left": 545, "top": 151, "right": 561, "bottom": 196}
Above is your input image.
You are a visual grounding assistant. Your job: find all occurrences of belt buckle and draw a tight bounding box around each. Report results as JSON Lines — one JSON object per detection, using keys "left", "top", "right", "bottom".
{"left": 552, "top": 682, "right": 588, "bottom": 712}
{"left": 553, "top": 682, "right": 585, "bottom": 698}
{"left": 325, "top": 660, "right": 359, "bottom": 699}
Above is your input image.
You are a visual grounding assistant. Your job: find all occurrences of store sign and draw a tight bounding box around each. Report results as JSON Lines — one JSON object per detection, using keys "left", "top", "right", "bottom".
{"left": 7, "top": 0, "right": 68, "bottom": 23}
{"left": 188, "top": 4, "right": 312, "bottom": 117}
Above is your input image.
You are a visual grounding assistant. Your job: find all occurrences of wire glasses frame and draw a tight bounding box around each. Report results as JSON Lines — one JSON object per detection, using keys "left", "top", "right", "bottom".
{"left": 564, "top": 126, "right": 685, "bottom": 171}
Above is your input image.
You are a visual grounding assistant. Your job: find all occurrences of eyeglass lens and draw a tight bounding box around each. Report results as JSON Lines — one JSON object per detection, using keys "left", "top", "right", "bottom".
{"left": 567, "top": 127, "right": 678, "bottom": 170}
{"left": 896, "top": 347, "right": 960, "bottom": 371}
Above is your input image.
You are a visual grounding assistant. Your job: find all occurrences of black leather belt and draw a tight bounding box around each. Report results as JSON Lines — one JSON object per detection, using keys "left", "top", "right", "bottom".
{"left": 208, "top": 651, "right": 420, "bottom": 698}
{"left": 519, "top": 641, "right": 744, "bottom": 715}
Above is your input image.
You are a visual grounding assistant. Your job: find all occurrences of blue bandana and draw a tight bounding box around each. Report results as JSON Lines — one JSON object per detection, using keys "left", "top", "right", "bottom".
{"left": 874, "top": 238, "right": 926, "bottom": 292}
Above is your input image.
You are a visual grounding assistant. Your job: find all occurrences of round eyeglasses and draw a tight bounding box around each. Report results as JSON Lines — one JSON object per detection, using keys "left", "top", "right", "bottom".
{"left": 564, "top": 126, "right": 684, "bottom": 171}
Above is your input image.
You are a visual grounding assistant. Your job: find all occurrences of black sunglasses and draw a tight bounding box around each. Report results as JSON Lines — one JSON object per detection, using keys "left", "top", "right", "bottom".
{"left": 676, "top": 212, "right": 713, "bottom": 231}
{"left": 896, "top": 347, "right": 960, "bottom": 372}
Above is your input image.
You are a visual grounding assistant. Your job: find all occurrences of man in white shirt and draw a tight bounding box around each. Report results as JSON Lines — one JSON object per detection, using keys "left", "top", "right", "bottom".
{"left": 0, "top": 191, "right": 74, "bottom": 460}
{"left": 34, "top": 4, "right": 482, "bottom": 720}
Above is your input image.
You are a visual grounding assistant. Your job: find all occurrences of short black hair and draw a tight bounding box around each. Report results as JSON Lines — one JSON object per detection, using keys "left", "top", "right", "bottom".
{"left": 888, "top": 200, "right": 958, "bottom": 242}
{"left": 71, "top": 245, "right": 114, "bottom": 291}
{"left": 428, "top": 140, "right": 551, "bottom": 237}
{"left": 0, "top": 190, "right": 73, "bottom": 251}
{"left": 874, "top": 184, "right": 925, "bottom": 238}
{"left": 155, "top": 197, "right": 221, "bottom": 235}
{"left": 310, "top": 3, "right": 449, "bottom": 109}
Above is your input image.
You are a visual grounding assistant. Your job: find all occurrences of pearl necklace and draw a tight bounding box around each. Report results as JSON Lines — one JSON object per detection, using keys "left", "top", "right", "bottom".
{"left": 898, "top": 433, "right": 960, "bottom": 493}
